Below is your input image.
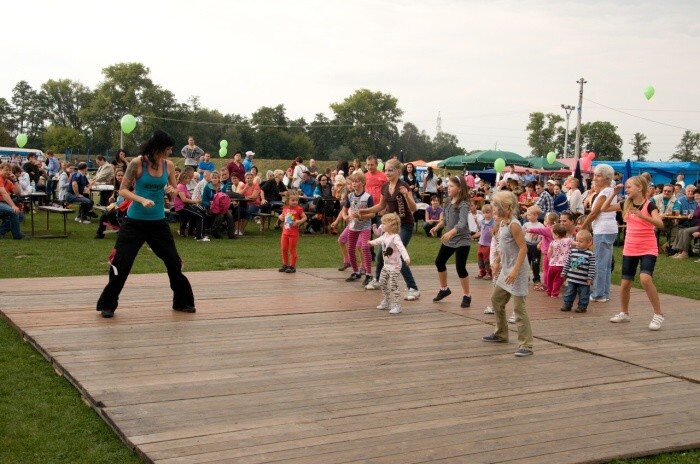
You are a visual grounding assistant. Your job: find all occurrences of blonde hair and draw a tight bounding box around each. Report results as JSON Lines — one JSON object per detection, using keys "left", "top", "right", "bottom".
{"left": 622, "top": 176, "right": 649, "bottom": 219}
{"left": 381, "top": 213, "right": 401, "bottom": 234}
{"left": 285, "top": 190, "right": 300, "bottom": 205}
{"left": 482, "top": 204, "right": 493, "bottom": 213}
{"left": 385, "top": 158, "right": 402, "bottom": 172}
{"left": 491, "top": 191, "right": 518, "bottom": 219}
{"left": 576, "top": 229, "right": 593, "bottom": 244}
{"left": 348, "top": 170, "right": 366, "bottom": 185}
{"left": 526, "top": 205, "right": 542, "bottom": 215}
{"left": 544, "top": 211, "right": 559, "bottom": 225}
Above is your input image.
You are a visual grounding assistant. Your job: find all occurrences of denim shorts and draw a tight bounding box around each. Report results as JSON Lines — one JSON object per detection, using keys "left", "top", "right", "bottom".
{"left": 621, "top": 254, "right": 657, "bottom": 280}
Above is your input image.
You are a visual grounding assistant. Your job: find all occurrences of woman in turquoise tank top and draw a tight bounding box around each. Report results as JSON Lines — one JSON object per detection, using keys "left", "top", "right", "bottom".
{"left": 97, "top": 130, "right": 196, "bottom": 318}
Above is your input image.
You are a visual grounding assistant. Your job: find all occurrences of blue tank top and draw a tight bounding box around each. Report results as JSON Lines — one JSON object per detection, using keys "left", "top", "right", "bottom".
{"left": 127, "top": 158, "right": 168, "bottom": 220}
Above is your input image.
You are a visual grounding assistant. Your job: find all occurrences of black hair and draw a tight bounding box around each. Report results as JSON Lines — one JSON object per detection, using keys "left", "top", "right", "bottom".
{"left": 426, "top": 166, "right": 434, "bottom": 181}
{"left": 139, "top": 130, "right": 175, "bottom": 168}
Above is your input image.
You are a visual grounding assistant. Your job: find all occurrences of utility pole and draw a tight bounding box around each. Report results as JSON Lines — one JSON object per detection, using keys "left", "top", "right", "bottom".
{"left": 436, "top": 111, "right": 442, "bottom": 134}
{"left": 573, "top": 78, "right": 587, "bottom": 160}
{"left": 561, "top": 104, "right": 575, "bottom": 158}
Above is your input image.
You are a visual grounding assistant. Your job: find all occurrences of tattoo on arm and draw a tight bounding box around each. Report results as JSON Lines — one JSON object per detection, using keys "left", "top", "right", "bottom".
{"left": 122, "top": 160, "right": 138, "bottom": 190}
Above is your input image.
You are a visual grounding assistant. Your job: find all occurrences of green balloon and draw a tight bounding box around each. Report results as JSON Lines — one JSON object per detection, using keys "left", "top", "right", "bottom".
{"left": 547, "top": 151, "right": 556, "bottom": 164}
{"left": 220, "top": 140, "right": 228, "bottom": 148}
{"left": 494, "top": 158, "right": 505, "bottom": 173}
{"left": 644, "top": 86, "right": 655, "bottom": 100}
{"left": 120, "top": 114, "right": 137, "bottom": 134}
{"left": 16, "top": 133, "right": 28, "bottom": 148}
{"left": 219, "top": 147, "right": 228, "bottom": 157}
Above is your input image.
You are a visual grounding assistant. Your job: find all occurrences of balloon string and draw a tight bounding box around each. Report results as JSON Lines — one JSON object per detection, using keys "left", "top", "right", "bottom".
{"left": 583, "top": 97, "right": 698, "bottom": 132}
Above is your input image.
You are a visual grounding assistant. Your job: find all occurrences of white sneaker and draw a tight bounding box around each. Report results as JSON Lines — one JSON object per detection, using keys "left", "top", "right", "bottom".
{"left": 74, "top": 216, "right": 81, "bottom": 222}
{"left": 389, "top": 305, "right": 402, "bottom": 315}
{"left": 376, "top": 298, "right": 389, "bottom": 310}
{"left": 365, "top": 278, "right": 381, "bottom": 290}
{"left": 590, "top": 297, "right": 610, "bottom": 303}
{"left": 405, "top": 288, "right": 420, "bottom": 301}
{"left": 196, "top": 237, "right": 210, "bottom": 242}
{"left": 80, "top": 219, "right": 91, "bottom": 224}
{"left": 508, "top": 313, "right": 517, "bottom": 324}
{"left": 484, "top": 306, "right": 494, "bottom": 314}
{"left": 649, "top": 314, "right": 664, "bottom": 331}
{"left": 610, "top": 312, "right": 631, "bottom": 323}
{"left": 237, "top": 230, "right": 244, "bottom": 236}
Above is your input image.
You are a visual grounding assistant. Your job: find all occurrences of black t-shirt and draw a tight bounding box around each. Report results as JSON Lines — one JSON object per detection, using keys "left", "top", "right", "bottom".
{"left": 261, "top": 179, "right": 286, "bottom": 202}
{"left": 23, "top": 161, "right": 42, "bottom": 183}
{"left": 381, "top": 180, "right": 414, "bottom": 225}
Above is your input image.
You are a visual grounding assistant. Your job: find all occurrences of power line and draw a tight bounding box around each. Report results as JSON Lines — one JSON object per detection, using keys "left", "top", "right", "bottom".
{"left": 142, "top": 114, "right": 392, "bottom": 128}
{"left": 583, "top": 97, "right": 699, "bottom": 133}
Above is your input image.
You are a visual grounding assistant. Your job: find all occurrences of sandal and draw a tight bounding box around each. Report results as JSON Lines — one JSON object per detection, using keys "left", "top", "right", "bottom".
{"left": 533, "top": 284, "right": 544, "bottom": 291}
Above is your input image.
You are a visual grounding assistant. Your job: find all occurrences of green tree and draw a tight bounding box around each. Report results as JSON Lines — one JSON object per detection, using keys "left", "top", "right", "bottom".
{"left": 43, "top": 125, "right": 85, "bottom": 152}
{"left": 288, "top": 133, "right": 314, "bottom": 159}
{"left": 629, "top": 132, "right": 650, "bottom": 161}
{"left": 581, "top": 121, "right": 623, "bottom": 161}
{"left": 307, "top": 113, "right": 338, "bottom": 160}
{"left": 327, "top": 145, "right": 354, "bottom": 161}
{"left": 433, "top": 131, "right": 466, "bottom": 160}
{"left": 11, "top": 80, "right": 47, "bottom": 145}
{"left": 554, "top": 127, "right": 575, "bottom": 158}
{"left": 330, "top": 89, "right": 402, "bottom": 158}
{"left": 80, "top": 62, "right": 180, "bottom": 154}
{"left": 41, "top": 79, "right": 92, "bottom": 130}
{"left": 397, "top": 122, "right": 433, "bottom": 161}
{"left": 670, "top": 130, "right": 700, "bottom": 162}
{"left": 526, "top": 112, "right": 563, "bottom": 157}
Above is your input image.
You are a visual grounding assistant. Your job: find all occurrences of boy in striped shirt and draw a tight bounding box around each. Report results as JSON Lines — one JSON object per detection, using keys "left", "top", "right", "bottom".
{"left": 561, "top": 230, "right": 596, "bottom": 313}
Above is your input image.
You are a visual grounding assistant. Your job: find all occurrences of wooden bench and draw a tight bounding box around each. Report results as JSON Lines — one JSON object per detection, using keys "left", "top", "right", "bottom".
{"left": 251, "top": 212, "right": 275, "bottom": 232}
{"left": 36, "top": 206, "right": 73, "bottom": 238}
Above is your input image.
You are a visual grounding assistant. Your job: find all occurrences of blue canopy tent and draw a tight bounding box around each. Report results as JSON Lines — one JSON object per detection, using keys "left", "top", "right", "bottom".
{"left": 591, "top": 161, "right": 700, "bottom": 186}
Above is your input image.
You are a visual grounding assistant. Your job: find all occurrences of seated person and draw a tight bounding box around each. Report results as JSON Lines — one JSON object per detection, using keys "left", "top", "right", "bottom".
{"left": 670, "top": 190, "right": 700, "bottom": 259}
{"left": 260, "top": 169, "right": 287, "bottom": 214}
{"left": 299, "top": 170, "right": 317, "bottom": 211}
{"left": 94, "top": 196, "right": 131, "bottom": 239}
{"left": 237, "top": 172, "right": 261, "bottom": 235}
{"left": 422, "top": 195, "right": 444, "bottom": 237}
{"left": 65, "top": 162, "right": 94, "bottom": 223}
{"left": 0, "top": 162, "right": 28, "bottom": 239}
{"left": 312, "top": 174, "right": 338, "bottom": 218}
{"left": 202, "top": 171, "right": 236, "bottom": 239}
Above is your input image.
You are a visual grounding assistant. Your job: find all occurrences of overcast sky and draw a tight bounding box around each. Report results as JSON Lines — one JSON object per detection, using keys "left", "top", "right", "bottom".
{"left": 4, "top": 0, "right": 699, "bottom": 160}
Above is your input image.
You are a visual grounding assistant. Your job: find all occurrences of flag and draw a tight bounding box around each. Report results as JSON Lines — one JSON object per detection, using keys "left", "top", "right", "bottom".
{"left": 574, "top": 159, "right": 585, "bottom": 193}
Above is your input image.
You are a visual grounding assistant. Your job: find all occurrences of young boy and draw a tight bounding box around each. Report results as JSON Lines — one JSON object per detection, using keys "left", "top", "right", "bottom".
{"left": 523, "top": 205, "right": 544, "bottom": 289}
{"left": 422, "top": 195, "right": 444, "bottom": 237}
{"left": 472, "top": 204, "right": 494, "bottom": 279}
{"left": 561, "top": 229, "right": 596, "bottom": 313}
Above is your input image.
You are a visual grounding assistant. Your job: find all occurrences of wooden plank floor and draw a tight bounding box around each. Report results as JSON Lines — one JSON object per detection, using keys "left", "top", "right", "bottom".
{"left": 2, "top": 265, "right": 699, "bottom": 464}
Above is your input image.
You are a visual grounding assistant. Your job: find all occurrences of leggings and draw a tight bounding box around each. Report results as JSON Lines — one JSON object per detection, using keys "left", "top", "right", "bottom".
{"left": 547, "top": 265, "right": 565, "bottom": 297}
{"left": 281, "top": 233, "right": 299, "bottom": 266}
{"left": 347, "top": 229, "right": 371, "bottom": 274}
{"left": 526, "top": 243, "right": 541, "bottom": 283}
{"left": 379, "top": 268, "right": 401, "bottom": 308}
{"left": 435, "top": 244, "right": 470, "bottom": 278}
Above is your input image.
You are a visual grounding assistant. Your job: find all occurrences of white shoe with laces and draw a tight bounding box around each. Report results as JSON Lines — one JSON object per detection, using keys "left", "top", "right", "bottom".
{"left": 508, "top": 313, "right": 517, "bottom": 324}
{"left": 365, "top": 278, "right": 381, "bottom": 290}
{"left": 389, "top": 305, "right": 402, "bottom": 315}
{"left": 610, "top": 312, "right": 631, "bottom": 323}
{"left": 405, "top": 288, "right": 420, "bottom": 301}
{"left": 649, "top": 314, "right": 665, "bottom": 331}
{"left": 484, "top": 306, "right": 494, "bottom": 315}
{"left": 376, "top": 298, "right": 389, "bottom": 310}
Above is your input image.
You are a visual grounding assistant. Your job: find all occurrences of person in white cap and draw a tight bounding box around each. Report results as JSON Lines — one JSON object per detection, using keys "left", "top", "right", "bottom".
{"left": 243, "top": 151, "right": 255, "bottom": 173}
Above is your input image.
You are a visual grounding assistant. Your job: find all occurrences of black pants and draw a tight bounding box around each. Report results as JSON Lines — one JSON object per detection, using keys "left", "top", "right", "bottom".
{"left": 211, "top": 211, "right": 235, "bottom": 238}
{"left": 527, "top": 243, "right": 541, "bottom": 283}
{"left": 96, "top": 218, "right": 194, "bottom": 311}
{"left": 435, "top": 244, "right": 470, "bottom": 278}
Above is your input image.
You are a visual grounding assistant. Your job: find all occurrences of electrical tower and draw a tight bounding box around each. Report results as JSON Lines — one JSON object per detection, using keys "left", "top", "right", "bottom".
{"left": 436, "top": 111, "right": 442, "bottom": 134}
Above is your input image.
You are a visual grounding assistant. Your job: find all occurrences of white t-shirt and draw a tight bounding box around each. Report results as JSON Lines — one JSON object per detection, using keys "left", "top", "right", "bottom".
{"left": 592, "top": 186, "right": 619, "bottom": 234}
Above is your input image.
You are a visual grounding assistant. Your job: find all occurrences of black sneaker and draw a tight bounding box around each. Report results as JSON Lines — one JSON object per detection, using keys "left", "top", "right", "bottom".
{"left": 285, "top": 266, "right": 296, "bottom": 273}
{"left": 432, "top": 288, "right": 451, "bottom": 302}
{"left": 574, "top": 307, "right": 587, "bottom": 313}
{"left": 460, "top": 295, "right": 472, "bottom": 308}
{"left": 279, "top": 265, "right": 288, "bottom": 272}
{"left": 345, "top": 272, "right": 361, "bottom": 282}
{"left": 560, "top": 306, "right": 572, "bottom": 312}
{"left": 362, "top": 274, "right": 372, "bottom": 286}
{"left": 100, "top": 309, "right": 115, "bottom": 318}
{"left": 173, "top": 305, "right": 196, "bottom": 313}
{"left": 94, "top": 234, "right": 105, "bottom": 239}
{"left": 482, "top": 334, "right": 508, "bottom": 343}
{"left": 514, "top": 348, "right": 533, "bottom": 357}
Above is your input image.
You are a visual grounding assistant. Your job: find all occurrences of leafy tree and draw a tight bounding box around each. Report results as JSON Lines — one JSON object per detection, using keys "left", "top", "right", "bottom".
{"left": 526, "top": 112, "right": 563, "bottom": 157}
{"left": 629, "top": 132, "right": 650, "bottom": 161}
{"left": 330, "top": 89, "right": 402, "bottom": 158}
{"left": 41, "top": 79, "right": 92, "bottom": 130}
{"left": 581, "top": 121, "right": 623, "bottom": 161}
{"left": 397, "top": 122, "right": 433, "bottom": 161}
{"left": 307, "top": 113, "right": 338, "bottom": 160}
{"left": 43, "top": 125, "right": 85, "bottom": 152}
{"left": 288, "top": 133, "right": 314, "bottom": 160}
{"left": 327, "top": 145, "right": 354, "bottom": 161}
{"left": 433, "top": 131, "right": 466, "bottom": 160}
{"left": 670, "top": 130, "right": 700, "bottom": 162}
{"left": 11, "top": 80, "right": 47, "bottom": 144}
{"left": 554, "top": 127, "right": 576, "bottom": 158}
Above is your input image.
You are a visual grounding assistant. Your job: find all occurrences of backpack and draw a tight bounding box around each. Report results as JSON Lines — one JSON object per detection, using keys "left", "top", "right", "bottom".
{"left": 210, "top": 192, "right": 231, "bottom": 214}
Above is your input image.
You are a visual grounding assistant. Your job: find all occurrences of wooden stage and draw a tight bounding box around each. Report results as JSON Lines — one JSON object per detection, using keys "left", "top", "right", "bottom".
{"left": 2, "top": 265, "right": 699, "bottom": 464}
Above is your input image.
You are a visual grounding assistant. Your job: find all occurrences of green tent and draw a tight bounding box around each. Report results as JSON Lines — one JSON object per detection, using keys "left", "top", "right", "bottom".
{"left": 528, "top": 156, "right": 568, "bottom": 170}
{"left": 437, "top": 155, "right": 472, "bottom": 170}
{"left": 462, "top": 150, "right": 531, "bottom": 170}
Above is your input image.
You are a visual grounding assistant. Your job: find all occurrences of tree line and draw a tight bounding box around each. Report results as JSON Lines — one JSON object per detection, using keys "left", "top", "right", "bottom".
{"left": 1, "top": 61, "right": 697, "bottom": 163}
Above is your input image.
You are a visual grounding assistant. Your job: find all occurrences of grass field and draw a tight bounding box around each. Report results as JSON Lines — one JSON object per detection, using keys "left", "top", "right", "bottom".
{"left": 1, "top": 181, "right": 699, "bottom": 463}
